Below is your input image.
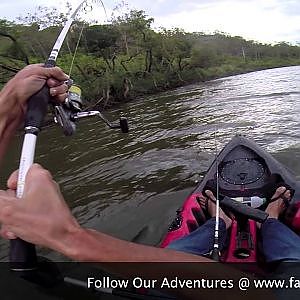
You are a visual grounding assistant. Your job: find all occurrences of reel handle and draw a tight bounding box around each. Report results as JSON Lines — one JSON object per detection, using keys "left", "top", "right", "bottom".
{"left": 120, "top": 117, "right": 129, "bottom": 133}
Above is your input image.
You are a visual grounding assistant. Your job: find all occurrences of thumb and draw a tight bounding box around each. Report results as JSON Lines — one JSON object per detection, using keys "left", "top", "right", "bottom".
{"left": 23, "top": 163, "right": 53, "bottom": 195}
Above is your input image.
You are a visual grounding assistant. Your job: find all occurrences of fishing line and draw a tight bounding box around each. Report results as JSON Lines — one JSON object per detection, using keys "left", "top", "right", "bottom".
{"left": 68, "top": 24, "right": 85, "bottom": 77}
{"left": 68, "top": 0, "right": 108, "bottom": 78}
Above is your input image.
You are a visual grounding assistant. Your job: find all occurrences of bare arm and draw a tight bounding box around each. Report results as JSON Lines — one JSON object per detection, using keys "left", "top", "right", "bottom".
{"left": 0, "top": 165, "right": 273, "bottom": 300}
{"left": 0, "top": 164, "right": 212, "bottom": 263}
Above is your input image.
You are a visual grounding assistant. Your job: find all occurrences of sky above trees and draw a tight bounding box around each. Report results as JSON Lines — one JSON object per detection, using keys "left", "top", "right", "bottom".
{"left": 0, "top": 0, "right": 299, "bottom": 44}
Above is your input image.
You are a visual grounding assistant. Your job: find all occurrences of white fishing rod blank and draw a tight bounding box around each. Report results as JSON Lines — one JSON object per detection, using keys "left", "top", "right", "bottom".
{"left": 211, "top": 129, "right": 221, "bottom": 261}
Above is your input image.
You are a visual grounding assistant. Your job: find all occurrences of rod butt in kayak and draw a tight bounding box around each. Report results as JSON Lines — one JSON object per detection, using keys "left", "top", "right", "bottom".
{"left": 9, "top": 239, "right": 37, "bottom": 271}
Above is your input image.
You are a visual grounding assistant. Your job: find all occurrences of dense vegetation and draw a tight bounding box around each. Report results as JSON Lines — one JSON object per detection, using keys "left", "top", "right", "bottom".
{"left": 1, "top": 4, "right": 300, "bottom": 109}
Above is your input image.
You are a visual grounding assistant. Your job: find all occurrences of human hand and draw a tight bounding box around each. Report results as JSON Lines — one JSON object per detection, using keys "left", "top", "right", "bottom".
{"left": 0, "top": 64, "right": 69, "bottom": 121}
{"left": 4, "top": 64, "right": 69, "bottom": 104}
{"left": 0, "top": 164, "right": 81, "bottom": 255}
{"left": 0, "top": 64, "right": 69, "bottom": 159}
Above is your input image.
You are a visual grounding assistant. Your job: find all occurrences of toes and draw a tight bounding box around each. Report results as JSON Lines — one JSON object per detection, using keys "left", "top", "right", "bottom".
{"left": 198, "top": 197, "right": 206, "bottom": 205}
{"left": 281, "top": 189, "right": 291, "bottom": 208}
{"left": 271, "top": 186, "right": 286, "bottom": 200}
{"left": 283, "top": 189, "right": 291, "bottom": 199}
{"left": 205, "top": 190, "right": 216, "bottom": 201}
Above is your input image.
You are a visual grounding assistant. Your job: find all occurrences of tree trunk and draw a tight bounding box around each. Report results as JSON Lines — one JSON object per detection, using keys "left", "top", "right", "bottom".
{"left": 178, "top": 57, "right": 182, "bottom": 71}
{"left": 124, "top": 32, "right": 129, "bottom": 56}
{"left": 147, "top": 48, "right": 153, "bottom": 73}
{"left": 103, "top": 87, "right": 110, "bottom": 109}
{"left": 123, "top": 78, "right": 131, "bottom": 99}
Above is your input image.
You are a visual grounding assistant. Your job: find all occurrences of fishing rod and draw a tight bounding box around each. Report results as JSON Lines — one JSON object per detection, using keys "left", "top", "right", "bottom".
{"left": 10, "top": 0, "right": 128, "bottom": 272}
{"left": 209, "top": 129, "right": 221, "bottom": 261}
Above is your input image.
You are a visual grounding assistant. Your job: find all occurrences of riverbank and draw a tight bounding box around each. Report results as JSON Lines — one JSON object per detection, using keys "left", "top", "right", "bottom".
{"left": 91, "top": 57, "right": 300, "bottom": 111}
{"left": 1, "top": 13, "right": 300, "bottom": 110}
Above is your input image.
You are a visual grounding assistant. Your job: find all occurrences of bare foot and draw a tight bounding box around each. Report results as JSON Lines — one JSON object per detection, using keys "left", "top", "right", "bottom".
{"left": 266, "top": 186, "right": 291, "bottom": 219}
{"left": 198, "top": 190, "right": 232, "bottom": 229}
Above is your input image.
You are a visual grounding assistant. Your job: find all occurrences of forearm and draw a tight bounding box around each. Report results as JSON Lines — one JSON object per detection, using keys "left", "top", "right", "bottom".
{"left": 58, "top": 228, "right": 273, "bottom": 300}
{"left": 61, "top": 227, "right": 211, "bottom": 262}
{"left": 0, "top": 85, "right": 22, "bottom": 161}
{"left": 0, "top": 92, "right": 9, "bottom": 139}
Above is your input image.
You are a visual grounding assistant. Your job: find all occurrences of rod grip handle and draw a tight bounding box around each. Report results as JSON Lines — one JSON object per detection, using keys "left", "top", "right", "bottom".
{"left": 24, "top": 60, "right": 55, "bottom": 130}
{"left": 10, "top": 239, "right": 37, "bottom": 271}
{"left": 24, "top": 84, "right": 51, "bottom": 130}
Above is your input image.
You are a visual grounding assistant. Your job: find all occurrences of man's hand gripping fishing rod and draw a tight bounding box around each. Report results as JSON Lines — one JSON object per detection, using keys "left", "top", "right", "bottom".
{"left": 10, "top": 0, "right": 128, "bottom": 271}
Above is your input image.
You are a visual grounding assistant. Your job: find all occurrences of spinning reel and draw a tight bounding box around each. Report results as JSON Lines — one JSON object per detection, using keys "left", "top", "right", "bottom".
{"left": 53, "top": 83, "right": 129, "bottom": 136}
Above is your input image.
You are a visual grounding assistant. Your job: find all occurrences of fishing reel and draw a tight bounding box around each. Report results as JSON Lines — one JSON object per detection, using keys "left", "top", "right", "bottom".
{"left": 53, "top": 84, "right": 129, "bottom": 136}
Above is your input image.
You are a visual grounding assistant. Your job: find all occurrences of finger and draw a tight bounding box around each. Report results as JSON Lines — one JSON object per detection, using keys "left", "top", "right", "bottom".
{"left": 49, "top": 83, "right": 68, "bottom": 97}
{"left": 7, "top": 170, "right": 19, "bottom": 190}
{"left": 47, "top": 78, "right": 63, "bottom": 88}
{"left": 24, "top": 164, "right": 53, "bottom": 195}
{"left": 6, "top": 189, "right": 16, "bottom": 197}
{"left": 0, "top": 191, "right": 8, "bottom": 198}
{"left": 0, "top": 198, "right": 16, "bottom": 224}
{"left": 26, "top": 163, "right": 52, "bottom": 181}
{"left": 0, "top": 190, "right": 15, "bottom": 197}
{"left": 0, "top": 227, "right": 17, "bottom": 240}
{"left": 45, "top": 67, "right": 69, "bottom": 81}
{"left": 54, "top": 92, "right": 68, "bottom": 103}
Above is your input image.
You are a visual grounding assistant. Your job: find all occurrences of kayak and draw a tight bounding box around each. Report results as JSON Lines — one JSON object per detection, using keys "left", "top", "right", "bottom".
{"left": 3, "top": 134, "right": 300, "bottom": 300}
{"left": 161, "top": 134, "right": 300, "bottom": 263}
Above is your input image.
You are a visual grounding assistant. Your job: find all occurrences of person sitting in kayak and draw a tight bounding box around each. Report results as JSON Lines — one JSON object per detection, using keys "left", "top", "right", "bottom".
{"left": 167, "top": 189, "right": 300, "bottom": 263}
{"left": 0, "top": 65, "right": 299, "bottom": 264}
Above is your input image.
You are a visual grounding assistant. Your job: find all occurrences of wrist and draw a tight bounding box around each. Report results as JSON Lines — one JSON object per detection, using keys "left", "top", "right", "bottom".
{"left": 58, "top": 225, "right": 89, "bottom": 260}
{"left": 0, "top": 81, "right": 25, "bottom": 138}
{"left": 59, "top": 227, "right": 112, "bottom": 262}
{"left": 0, "top": 79, "right": 18, "bottom": 111}
{"left": 0, "top": 94, "right": 9, "bottom": 139}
